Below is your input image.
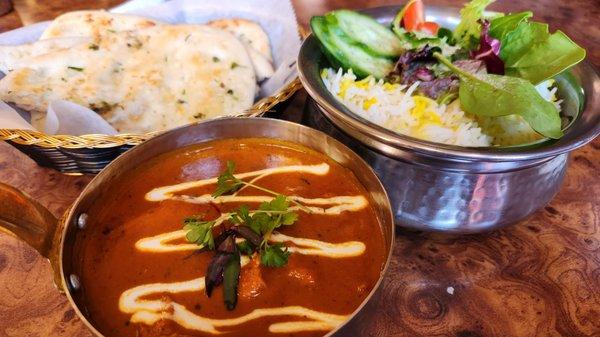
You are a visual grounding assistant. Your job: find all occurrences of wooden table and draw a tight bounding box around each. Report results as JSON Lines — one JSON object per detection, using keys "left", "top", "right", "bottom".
{"left": 0, "top": 0, "right": 598, "bottom": 336}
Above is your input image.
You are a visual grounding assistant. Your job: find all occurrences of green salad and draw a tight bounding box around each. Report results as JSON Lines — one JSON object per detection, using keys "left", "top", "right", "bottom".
{"left": 311, "top": 0, "right": 586, "bottom": 146}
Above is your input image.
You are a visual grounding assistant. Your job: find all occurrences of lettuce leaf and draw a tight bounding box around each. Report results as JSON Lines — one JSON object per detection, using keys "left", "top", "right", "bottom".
{"left": 434, "top": 52, "right": 562, "bottom": 139}
{"left": 499, "top": 21, "right": 586, "bottom": 84}
{"left": 471, "top": 20, "right": 504, "bottom": 74}
{"left": 489, "top": 11, "right": 532, "bottom": 40}
{"left": 454, "top": 0, "right": 495, "bottom": 50}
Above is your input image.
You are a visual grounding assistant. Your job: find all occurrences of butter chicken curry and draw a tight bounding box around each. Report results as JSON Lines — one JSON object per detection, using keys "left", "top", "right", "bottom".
{"left": 74, "top": 138, "right": 386, "bottom": 337}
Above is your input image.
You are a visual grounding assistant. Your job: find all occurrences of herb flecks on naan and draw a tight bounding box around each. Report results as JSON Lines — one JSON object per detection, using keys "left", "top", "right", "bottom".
{"left": 0, "top": 37, "right": 90, "bottom": 74}
{"left": 208, "top": 18, "right": 273, "bottom": 62}
{"left": 39, "top": 10, "right": 159, "bottom": 40}
{"left": 208, "top": 19, "right": 275, "bottom": 81}
{"left": 0, "top": 25, "right": 256, "bottom": 133}
{"left": 41, "top": 11, "right": 275, "bottom": 83}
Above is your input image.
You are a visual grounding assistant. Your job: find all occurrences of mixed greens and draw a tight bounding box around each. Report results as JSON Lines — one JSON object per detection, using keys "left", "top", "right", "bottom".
{"left": 310, "top": 0, "right": 586, "bottom": 140}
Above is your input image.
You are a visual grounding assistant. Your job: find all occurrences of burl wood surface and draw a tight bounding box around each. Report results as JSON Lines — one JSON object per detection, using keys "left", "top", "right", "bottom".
{"left": 0, "top": 0, "right": 598, "bottom": 336}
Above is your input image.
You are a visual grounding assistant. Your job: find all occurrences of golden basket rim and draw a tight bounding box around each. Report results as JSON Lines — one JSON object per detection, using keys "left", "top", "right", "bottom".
{"left": 0, "top": 78, "right": 303, "bottom": 149}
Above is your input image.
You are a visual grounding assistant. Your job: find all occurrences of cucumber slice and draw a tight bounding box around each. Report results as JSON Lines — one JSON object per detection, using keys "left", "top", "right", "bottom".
{"left": 311, "top": 16, "right": 344, "bottom": 69}
{"left": 329, "top": 10, "right": 403, "bottom": 58}
{"left": 310, "top": 16, "right": 394, "bottom": 79}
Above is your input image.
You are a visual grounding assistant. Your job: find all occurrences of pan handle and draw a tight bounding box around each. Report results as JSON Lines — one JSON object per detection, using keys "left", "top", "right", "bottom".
{"left": 0, "top": 183, "right": 64, "bottom": 292}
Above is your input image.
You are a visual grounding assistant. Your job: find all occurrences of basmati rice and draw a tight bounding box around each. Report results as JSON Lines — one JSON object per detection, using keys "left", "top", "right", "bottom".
{"left": 321, "top": 68, "right": 561, "bottom": 147}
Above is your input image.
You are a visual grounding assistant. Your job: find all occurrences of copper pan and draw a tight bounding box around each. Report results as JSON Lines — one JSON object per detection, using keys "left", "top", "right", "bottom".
{"left": 0, "top": 117, "right": 395, "bottom": 337}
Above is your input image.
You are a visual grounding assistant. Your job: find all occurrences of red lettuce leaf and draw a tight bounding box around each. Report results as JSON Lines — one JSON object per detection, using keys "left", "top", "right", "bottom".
{"left": 470, "top": 19, "right": 504, "bottom": 74}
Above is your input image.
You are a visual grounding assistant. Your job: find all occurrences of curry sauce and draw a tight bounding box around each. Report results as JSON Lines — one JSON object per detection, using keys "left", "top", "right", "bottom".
{"left": 75, "top": 138, "right": 386, "bottom": 337}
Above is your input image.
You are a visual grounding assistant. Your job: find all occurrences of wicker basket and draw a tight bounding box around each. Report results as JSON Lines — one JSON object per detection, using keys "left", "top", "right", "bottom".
{"left": 0, "top": 78, "right": 303, "bottom": 174}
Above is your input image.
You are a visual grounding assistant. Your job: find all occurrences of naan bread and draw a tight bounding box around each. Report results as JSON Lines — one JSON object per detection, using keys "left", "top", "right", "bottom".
{"left": 208, "top": 19, "right": 275, "bottom": 81}
{"left": 0, "top": 37, "right": 90, "bottom": 74}
{"left": 207, "top": 19, "right": 272, "bottom": 61}
{"left": 244, "top": 46, "right": 275, "bottom": 82}
{"left": 40, "top": 10, "right": 159, "bottom": 40}
{"left": 39, "top": 11, "right": 275, "bottom": 82}
{"left": 0, "top": 25, "right": 256, "bottom": 133}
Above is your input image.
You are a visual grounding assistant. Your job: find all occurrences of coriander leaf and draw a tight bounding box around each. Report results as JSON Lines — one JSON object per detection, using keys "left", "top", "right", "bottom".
{"left": 499, "top": 21, "right": 586, "bottom": 84}
{"left": 453, "top": 0, "right": 495, "bottom": 50}
{"left": 212, "top": 161, "right": 244, "bottom": 197}
{"left": 261, "top": 243, "right": 290, "bottom": 267}
{"left": 282, "top": 212, "right": 299, "bottom": 226}
{"left": 250, "top": 212, "right": 270, "bottom": 235}
{"left": 212, "top": 161, "right": 311, "bottom": 212}
{"left": 435, "top": 52, "right": 562, "bottom": 139}
{"left": 229, "top": 205, "right": 251, "bottom": 225}
{"left": 247, "top": 216, "right": 264, "bottom": 235}
{"left": 223, "top": 251, "right": 241, "bottom": 310}
{"left": 237, "top": 241, "right": 255, "bottom": 255}
{"left": 256, "top": 195, "right": 298, "bottom": 233}
{"left": 184, "top": 224, "right": 204, "bottom": 243}
{"left": 183, "top": 217, "right": 215, "bottom": 250}
{"left": 260, "top": 195, "right": 289, "bottom": 212}
{"left": 489, "top": 11, "right": 533, "bottom": 40}
{"left": 205, "top": 230, "right": 215, "bottom": 250}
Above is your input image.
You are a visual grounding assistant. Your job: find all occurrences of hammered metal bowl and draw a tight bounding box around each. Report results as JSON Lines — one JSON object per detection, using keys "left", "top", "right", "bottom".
{"left": 298, "top": 5, "right": 600, "bottom": 233}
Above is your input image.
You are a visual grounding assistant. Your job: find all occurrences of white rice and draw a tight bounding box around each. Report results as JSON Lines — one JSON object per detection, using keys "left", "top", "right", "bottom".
{"left": 321, "top": 68, "right": 561, "bottom": 147}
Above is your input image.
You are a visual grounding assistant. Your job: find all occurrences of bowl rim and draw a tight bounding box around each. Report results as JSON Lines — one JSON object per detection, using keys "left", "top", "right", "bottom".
{"left": 298, "top": 4, "right": 600, "bottom": 163}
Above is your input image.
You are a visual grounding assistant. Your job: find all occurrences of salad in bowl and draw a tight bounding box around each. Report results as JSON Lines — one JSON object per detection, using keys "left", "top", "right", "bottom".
{"left": 309, "top": 0, "right": 587, "bottom": 147}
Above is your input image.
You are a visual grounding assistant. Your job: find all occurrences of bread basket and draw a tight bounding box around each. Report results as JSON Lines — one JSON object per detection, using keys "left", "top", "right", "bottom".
{"left": 0, "top": 1, "right": 306, "bottom": 174}
{"left": 0, "top": 80, "right": 302, "bottom": 174}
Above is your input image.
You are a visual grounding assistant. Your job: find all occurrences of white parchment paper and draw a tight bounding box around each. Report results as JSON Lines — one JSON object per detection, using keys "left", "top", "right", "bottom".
{"left": 0, "top": 0, "right": 301, "bottom": 135}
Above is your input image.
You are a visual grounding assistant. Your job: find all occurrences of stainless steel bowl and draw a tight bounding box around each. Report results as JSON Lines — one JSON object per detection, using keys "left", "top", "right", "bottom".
{"left": 298, "top": 5, "right": 600, "bottom": 233}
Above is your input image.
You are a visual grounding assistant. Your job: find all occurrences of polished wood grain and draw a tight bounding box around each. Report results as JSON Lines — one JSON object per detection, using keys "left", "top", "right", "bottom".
{"left": 0, "top": 1, "right": 598, "bottom": 336}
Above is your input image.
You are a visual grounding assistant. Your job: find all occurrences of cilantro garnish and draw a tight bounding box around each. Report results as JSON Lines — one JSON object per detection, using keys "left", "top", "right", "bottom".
{"left": 212, "top": 161, "right": 244, "bottom": 197}
{"left": 214, "top": 161, "right": 311, "bottom": 213}
{"left": 183, "top": 216, "right": 215, "bottom": 250}
{"left": 229, "top": 195, "right": 298, "bottom": 268}
{"left": 183, "top": 161, "right": 308, "bottom": 310}
{"left": 261, "top": 243, "right": 290, "bottom": 267}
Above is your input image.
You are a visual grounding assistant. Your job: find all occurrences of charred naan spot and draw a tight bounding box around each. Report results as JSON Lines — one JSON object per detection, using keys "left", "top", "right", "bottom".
{"left": 89, "top": 101, "right": 118, "bottom": 115}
